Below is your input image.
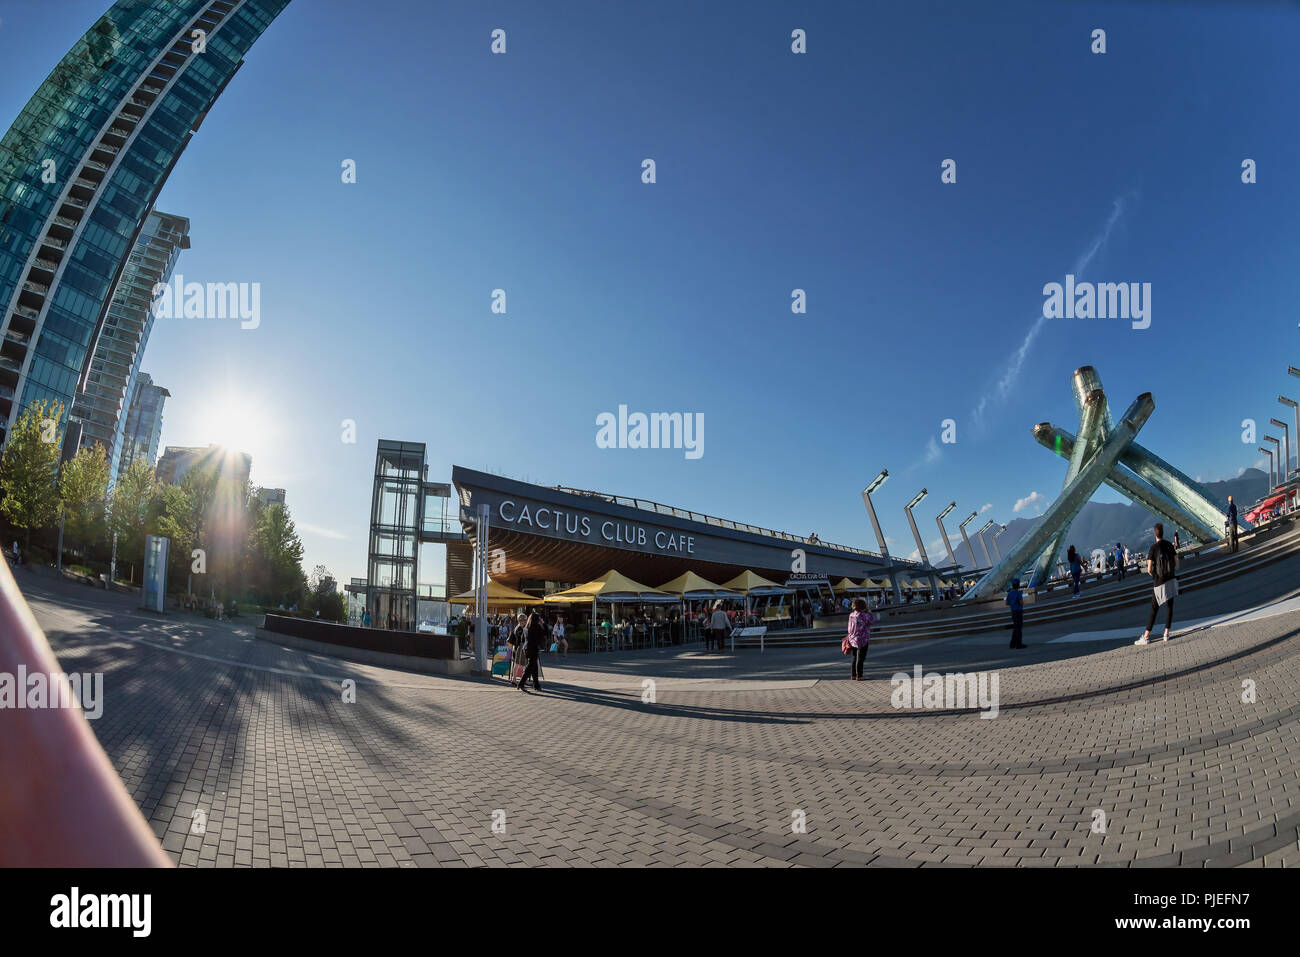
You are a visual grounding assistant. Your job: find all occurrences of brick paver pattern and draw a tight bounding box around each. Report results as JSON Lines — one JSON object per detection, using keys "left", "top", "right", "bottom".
{"left": 19, "top": 572, "right": 1300, "bottom": 868}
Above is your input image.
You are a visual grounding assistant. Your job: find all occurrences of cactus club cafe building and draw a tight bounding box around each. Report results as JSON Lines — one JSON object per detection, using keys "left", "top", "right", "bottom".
{"left": 364, "top": 442, "right": 931, "bottom": 644}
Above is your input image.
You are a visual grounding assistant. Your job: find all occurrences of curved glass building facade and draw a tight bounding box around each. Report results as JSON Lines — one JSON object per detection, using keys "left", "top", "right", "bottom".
{"left": 0, "top": 0, "right": 290, "bottom": 449}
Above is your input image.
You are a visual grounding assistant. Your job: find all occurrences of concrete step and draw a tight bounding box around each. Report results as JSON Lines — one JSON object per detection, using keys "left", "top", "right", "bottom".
{"left": 736, "top": 518, "right": 1300, "bottom": 648}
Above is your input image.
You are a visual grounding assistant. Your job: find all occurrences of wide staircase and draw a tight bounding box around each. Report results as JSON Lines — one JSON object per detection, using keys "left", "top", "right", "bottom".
{"left": 736, "top": 514, "right": 1300, "bottom": 649}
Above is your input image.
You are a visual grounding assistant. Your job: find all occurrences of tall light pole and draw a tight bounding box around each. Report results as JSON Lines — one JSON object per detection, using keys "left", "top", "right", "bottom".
{"left": 935, "top": 501, "right": 958, "bottom": 568}
{"left": 862, "top": 470, "right": 903, "bottom": 605}
{"left": 1265, "top": 435, "right": 1281, "bottom": 490}
{"left": 474, "top": 503, "right": 490, "bottom": 673}
{"left": 975, "top": 519, "right": 996, "bottom": 568}
{"left": 957, "top": 512, "right": 978, "bottom": 573}
{"left": 903, "top": 488, "right": 939, "bottom": 600}
{"left": 1269, "top": 418, "right": 1290, "bottom": 482}
{"left": 1260, "top": 446, "right": 1275, "bottom": 490}
{"left": 992, "top": 524, "right": 1008, "bottom": 562}
{"left": 1278, "top": 395, "right": 1299, "bottom": 474}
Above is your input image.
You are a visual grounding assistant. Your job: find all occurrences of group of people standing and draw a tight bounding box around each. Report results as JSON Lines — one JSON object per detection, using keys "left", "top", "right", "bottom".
{"left": 1007, "top": 520, "right": 1193, "bottom": 649}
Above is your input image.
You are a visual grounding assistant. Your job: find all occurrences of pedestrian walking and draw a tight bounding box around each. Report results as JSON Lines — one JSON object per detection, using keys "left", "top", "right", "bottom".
{"left": 1006, "top": 578, "right": 1026, "bottom": 648}
{"left": 517, "top": 612, "right": 546, "bottom": 692}
{"left": 1135, "top": 523, "right": 1179, "bottom": 645}
{"left": 508, "top": 613, "right": 527, "bottom": 683}
{"left": 1227, "top": 494, "right": 1237, "bottom": 553}
{"left": 552, "top": 616, "right": 568, "bottom": 657}
{"left": 1114, "top": 542, "right": 1126, "bottom": 582}
{"left": 1067, "top": 545, "right": 1082, "bottom": 597}
{"left": 844, "top": 597, "right": 876, "bottom": 679}
{"left": 708, "top": 601, "right": 730, "bottom": 652}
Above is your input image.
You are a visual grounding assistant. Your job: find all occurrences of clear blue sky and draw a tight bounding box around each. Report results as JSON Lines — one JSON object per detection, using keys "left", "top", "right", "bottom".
{"left": 2, "top": 0, "right": 1297, "bottom": 584}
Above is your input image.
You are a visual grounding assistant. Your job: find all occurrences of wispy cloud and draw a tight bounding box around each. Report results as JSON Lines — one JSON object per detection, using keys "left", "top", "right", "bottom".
{"left": 979, "top": 502, "right": 993, "bottom": 513}
{"left": 1014, "top": 490, "right": 1044, "bottom": 513}
{"left": 909, "top": 436, "right": 943, "bottom": 471}
{"left": 971, "top": 193, "right": 1133, "bottom": 429}
{"left": 298, "top": 522, "right": 349, "bottom": 541}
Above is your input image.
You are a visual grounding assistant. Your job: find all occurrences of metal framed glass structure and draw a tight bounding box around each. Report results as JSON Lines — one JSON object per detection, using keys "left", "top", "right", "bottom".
{"left": 367, "top": 440, "right": 425, "bottom": 631}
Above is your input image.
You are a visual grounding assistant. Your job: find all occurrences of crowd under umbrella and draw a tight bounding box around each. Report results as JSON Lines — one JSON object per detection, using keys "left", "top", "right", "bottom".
{"left": 542, "top": 569, "right": 679, "bottom": 650}
{"left": 720, "top": 569, "right": 793, "bottom": 624}
{"left": 656, "top": 571, "right": 743, "bottom": 641}
{"left": 446, "top": 579, "right": 538, "bottom": 613}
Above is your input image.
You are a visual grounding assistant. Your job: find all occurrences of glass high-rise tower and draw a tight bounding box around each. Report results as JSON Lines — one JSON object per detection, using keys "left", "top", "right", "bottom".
{"left": 116, "top": 371, "right": 169, "bottom": 484}
{"left": 0, "top": 0, "right": 290, "bottom": 450}
{"left": 75, "top": 209, "right": 189, "bottom": 483}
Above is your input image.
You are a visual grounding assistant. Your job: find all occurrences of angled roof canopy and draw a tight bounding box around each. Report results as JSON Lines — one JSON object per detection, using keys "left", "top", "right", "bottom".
{"left": 721, "top": 570, "right": 791, "bottom": 595}
{"left": 656, "top": 571, "right": 742, "bottom": 598}
{"left": 543, "top": 569, "right": 677, "bottom": 604}
{"left": 447, "top": 580, "right": 539, "bottom": 606}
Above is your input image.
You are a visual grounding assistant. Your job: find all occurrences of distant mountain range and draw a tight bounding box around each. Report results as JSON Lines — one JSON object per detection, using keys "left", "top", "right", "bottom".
{"left": 945, "top": 468, "right": 1269, "bottom": 572}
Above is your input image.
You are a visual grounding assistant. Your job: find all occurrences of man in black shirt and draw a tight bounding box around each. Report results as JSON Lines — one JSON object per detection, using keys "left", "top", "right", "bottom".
{"left": 1226, "top": 495, "right": 1239, "bottom": 553}
{"left": 516, "top": 612, "right": 546, "bottom": 692}
{"left": 1135, "top": 523, "right": 1178, "bottom": 645}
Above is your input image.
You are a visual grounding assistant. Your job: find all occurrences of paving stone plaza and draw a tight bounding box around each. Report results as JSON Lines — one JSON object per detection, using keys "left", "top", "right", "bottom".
{"left": 19, "top": 548, "right": 1300, "bottom": 869}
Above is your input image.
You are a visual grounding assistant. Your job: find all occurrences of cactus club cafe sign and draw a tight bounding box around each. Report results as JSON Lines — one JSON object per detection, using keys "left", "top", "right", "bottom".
{"left": 494, "top": 499, "right": 697, "bottom": 554}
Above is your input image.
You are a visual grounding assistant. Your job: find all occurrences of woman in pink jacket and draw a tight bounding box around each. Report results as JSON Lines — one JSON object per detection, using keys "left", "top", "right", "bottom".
{"left": 846, "top": 597, "right": 876, "bottom": 680}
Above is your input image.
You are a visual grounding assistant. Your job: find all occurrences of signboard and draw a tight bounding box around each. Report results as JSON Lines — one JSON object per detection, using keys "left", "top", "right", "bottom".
{"left": 141, "top": 534, "right": 169, "bottom": 613}
{"left": 451, "top": 466, "right": 895, "bottom": 581}
{"left": 476, "top": 497, "right": 698, "bottom": 555}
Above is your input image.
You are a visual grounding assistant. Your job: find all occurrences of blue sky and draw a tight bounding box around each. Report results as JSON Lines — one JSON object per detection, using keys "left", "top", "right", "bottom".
{"left": 2, "top": 0, "right": 1297, "bottom": 584}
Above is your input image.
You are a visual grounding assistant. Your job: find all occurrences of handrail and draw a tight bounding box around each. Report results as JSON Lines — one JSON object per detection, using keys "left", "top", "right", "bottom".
{"left": 0, "top": 560, "right": 169, "bottom": 865}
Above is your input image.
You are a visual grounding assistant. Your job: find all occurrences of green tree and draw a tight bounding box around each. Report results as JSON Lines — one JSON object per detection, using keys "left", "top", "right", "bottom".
{"left": 0, "top": 399, "right": 64, "bottom": 548}
{"left": 249, "top": 503, "right": 304, "bottom": 606}
{"left": 157, "top": 464, "right": 218, "bottom": 595}
{"left": 58, "top": 443, "right": 110, "bottom": 562}
{"left": 108, "top": 460, "right": 159, "bottom": 583}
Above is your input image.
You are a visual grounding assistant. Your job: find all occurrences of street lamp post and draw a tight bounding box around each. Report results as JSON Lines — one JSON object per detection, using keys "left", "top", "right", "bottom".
{"left": 935, "top": 502, "right": 958, "bottom": 568}
{"left": 474, "top": 503, "right": 489, "bottom": 673}
{"left": 1260, "top": 447, "right": 1275, "bottom": 490}
{"left": 957, "top": 512, "right": 978, "bottom": 573}
{"left": 992, "top": 524, "right": 1008, "bottom": 562}
{"left": 862, "top": 470, "right": 903, "bottom": 605}
{"left": 1265, "top": 435, "right": 1282, "bottom": 491}
{"left": 903, "top": 488, "right": 939, "bottom": 600}
{"left": 975, "top": 520, "right": 996, "bottom": 568}
{"left": 1269, "top": 418, "right": 1290, "bottom": 482}
{"left": 1278, "top": 395, "right": 1299, "bottom": 475}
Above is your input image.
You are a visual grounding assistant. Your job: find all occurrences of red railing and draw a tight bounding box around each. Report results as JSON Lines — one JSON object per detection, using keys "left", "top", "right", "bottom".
{"left": 0, "top": 559, "right": 168, "bottom": 866}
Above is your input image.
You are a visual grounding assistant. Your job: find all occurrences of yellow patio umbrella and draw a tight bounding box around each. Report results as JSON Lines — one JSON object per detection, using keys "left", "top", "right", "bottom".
{"left": 542, "top": 569, "right": 676, "bottom": 604}
{"left": 721, "top": 570, "right": 789, "bottom": 595}
{"left": 656, "top": 571, "right": 742, "bottom": 599}
{"left": 833, "top": 577, "right": 869, "bottom": 593}
{"left": 447, "top": 580, "right": 539, "bottom": 607}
